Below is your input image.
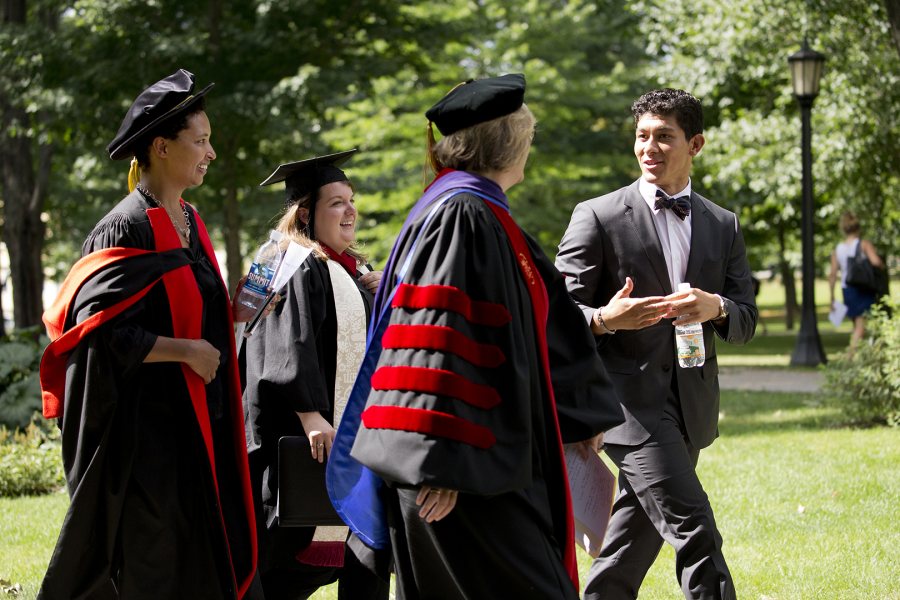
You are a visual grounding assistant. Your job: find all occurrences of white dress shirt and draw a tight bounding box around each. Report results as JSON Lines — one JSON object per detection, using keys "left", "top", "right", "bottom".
{"left": 638, "top": 178, "right": 692, "bottom": 291}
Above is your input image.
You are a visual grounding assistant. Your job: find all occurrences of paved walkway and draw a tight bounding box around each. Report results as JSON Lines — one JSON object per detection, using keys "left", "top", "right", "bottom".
{"left": 718, "top": 367, "right": 823, "bottom": 393}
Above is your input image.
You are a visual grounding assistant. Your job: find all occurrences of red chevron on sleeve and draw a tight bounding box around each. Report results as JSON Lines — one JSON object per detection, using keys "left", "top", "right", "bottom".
{"left": 391, "top": 283, "right": 511, "bottom": 326}
{"left": 361, "top": 405, "right": 496, "bottom": 449}
{"left": 382, "top": 324, "right": 505, "bottom": 368}
{"left": 372, "top": 366, "right": 500, "bottom": 409}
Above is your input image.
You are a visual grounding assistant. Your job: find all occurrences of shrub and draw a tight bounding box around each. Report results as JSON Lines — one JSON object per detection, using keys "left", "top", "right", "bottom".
{"left": 823, "top": 300, "right": 900, "bottom": 426}
{"left": 0, "top": 328, "right": 46, "bottom": 431}
{"left": 0, "top": 416, "right": 64, "bottom": 497}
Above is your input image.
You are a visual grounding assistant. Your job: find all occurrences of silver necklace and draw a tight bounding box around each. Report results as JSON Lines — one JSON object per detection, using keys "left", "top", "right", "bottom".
{"left": 136, "top": 183, "right": 191, "bottom": 240}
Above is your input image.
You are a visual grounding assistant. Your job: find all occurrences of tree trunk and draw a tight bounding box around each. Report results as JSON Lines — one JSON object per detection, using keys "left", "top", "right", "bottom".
{"left": 886, "top": 0, "right": 900, "bottom": 59}
{"left": 0, "top": 112, "right": 49, "bottom": 330}
{"left": 207, "top": 0, "right": 243, "bottom": 293}
{"left": 1, "top": 0, "right": 50, "bottom": 331}
{"left": 224, "top": 183, "right": 243, "bottom": 294}
{"left": 1, "top": 0, "right": 25, "bottom": 21}
{"left": 777, "top": 223, "right": 798, "bottom": 330}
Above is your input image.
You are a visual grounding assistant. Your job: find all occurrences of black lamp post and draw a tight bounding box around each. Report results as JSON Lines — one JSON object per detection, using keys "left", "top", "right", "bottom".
{"left": 789, "top": 40, "right": 827, "bottom": 367}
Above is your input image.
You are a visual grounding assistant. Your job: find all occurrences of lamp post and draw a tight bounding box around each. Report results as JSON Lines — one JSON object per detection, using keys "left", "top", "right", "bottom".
{"left": 789, "top": 40, "right": 827, "bottom": 367}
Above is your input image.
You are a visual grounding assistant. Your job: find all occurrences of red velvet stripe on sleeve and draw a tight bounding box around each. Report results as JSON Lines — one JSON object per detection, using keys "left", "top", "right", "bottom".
{"left": 371, "top": 366, "right": 500, "bottom": 409}
{"left": 391, "top": 283, "right": 511, "bottom": 326}
{"left": 361, "top": 405, "right": 496, "bottom": 449}
{"left": 382, "top": 324, "right": 505, "bottom": 368}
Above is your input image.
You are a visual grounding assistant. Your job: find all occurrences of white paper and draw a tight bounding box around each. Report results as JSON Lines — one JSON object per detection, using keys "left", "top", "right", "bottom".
{"left": 271, "top": 241, "right": 314, "bottom": 292}
{"left": 565, "top": 445, "right": 617, "bottom": 558}
{"left": 242, "top": 241, "right": 313, "bottom": 338}
{"left": 829, "top": 301, "right": 848, "bottom": 328}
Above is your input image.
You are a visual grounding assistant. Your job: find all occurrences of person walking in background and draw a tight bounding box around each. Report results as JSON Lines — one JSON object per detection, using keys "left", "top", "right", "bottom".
{"left": 829, "top": 210, "right": 886, "bottom": 351}
{"left": 39, "top": 69, "right": 258, "bottom": 599}
{"left": 327, "top": 74, "right": 623, "bottom": 599}
{"left": 555, "top": 88, "right": 757, "bottom": 600}
{"left": 241, "top": 150, "right": 388, "bottom": 600}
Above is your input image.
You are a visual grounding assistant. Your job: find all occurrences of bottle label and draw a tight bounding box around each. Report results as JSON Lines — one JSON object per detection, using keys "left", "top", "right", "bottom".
{"left": 243, "top": 262, "right": 275, "bottom": 297}
{"left": 676, "top": 330, "right": 704, "bottom": 361}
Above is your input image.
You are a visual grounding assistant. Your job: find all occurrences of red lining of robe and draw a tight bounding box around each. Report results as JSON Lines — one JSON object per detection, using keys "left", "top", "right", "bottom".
{"left": 483, "top": 200, "right": 578, "bottom": 592}
{"left": 40, "top": 248, "right": 162, "bottom": 418}
{"left": 157, "top": 205, "right": 258, "bottom": 599}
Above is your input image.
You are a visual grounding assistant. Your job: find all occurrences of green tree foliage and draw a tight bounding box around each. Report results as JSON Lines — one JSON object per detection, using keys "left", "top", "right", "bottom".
{"left": 4, "top": 0, "right": 898, "bottom": 324}
{"left": 632, "top": 0, "right": 900, "bottom": 271}
{"left": 0, "top": 328, "right": 45, "bottom": 430}
{"left": 326, "top": 0, "right": 652, "bottom": 260}
{"left": 9, "top": 0, "right": 470, "bottom": 296}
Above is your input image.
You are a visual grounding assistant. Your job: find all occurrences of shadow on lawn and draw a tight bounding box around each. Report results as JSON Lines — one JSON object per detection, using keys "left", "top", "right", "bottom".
{"left": 717, "top": 389, "right": 847, "bottom": 437}
{"left": 719, "top": 330, "right": 849, "bottom": 357}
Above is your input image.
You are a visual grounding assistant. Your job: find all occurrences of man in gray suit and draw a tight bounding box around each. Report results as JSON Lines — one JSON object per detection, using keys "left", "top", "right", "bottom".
{"left": 555, "top": 88, "right": 757, "bottom": 599}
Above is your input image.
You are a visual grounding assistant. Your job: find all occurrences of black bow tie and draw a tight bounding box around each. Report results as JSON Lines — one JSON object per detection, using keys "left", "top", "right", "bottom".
{"left": 654, "top": 190, "right": 691, "bottom": 220}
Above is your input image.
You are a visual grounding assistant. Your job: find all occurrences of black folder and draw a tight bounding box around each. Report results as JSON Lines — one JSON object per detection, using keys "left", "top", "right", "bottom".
{"left": 276, "top": 436, "right": 345, "bottom": 527}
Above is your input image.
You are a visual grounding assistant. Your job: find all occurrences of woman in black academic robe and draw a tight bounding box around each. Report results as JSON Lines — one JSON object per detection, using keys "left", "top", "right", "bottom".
{"left": 344, "top": 75, "right": 624, "bottom": 600}
{"left": 39, "top": 71, "right": 258, "bottom": 599}
{"left": 241, "top": 151, "right": 388, "bottom": 600}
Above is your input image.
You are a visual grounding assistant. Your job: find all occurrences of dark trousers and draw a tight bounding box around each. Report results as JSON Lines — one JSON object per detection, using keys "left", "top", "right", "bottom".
{"left": 583, "top": 395, "right": 735, "bottom": 600}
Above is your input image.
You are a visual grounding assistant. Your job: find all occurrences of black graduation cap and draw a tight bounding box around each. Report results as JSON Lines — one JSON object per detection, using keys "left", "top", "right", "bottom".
{"left": 107, "top": 69, "right": 214, "bottom": 161}
{"left": 259, "top": 149, "right": 357, "bottom": 208}
{"left": 425, "top": 73, "right": 526, "bottom": 136}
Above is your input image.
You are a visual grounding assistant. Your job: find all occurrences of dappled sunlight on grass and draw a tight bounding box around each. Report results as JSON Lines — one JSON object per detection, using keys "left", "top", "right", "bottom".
{"left": 0, "top": 491, "right": 68, "bottom": 599}
{"left": 587, "top": 389, "right": 900, "bottom": 598}
{"left": 717, "top": 329, "right": 849, "bottom": 367}
{"left": 717, "top": 390, "right": 844, "bottom": 435}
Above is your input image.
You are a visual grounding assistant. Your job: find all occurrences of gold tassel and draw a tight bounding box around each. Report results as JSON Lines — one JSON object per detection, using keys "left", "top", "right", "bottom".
{"left": 423, "top": 121, "right": 440, "bottom": 185}
{"left": 127, "top": 157, "right": 140, "bottom": 193}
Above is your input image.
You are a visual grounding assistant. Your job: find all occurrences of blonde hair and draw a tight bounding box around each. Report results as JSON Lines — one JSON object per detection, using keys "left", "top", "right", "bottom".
{"left": 427, "top": 104, "right": 536, "bottom": 176}
{"left": 839, "top": 211, "right": 861, "bottom": 235}
{"left": 274, "top": 189, "right": 367, "bottom": 265}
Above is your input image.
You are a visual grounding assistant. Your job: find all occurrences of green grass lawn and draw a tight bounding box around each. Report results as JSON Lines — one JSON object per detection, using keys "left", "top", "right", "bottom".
{"left": 588, "top": 390, "right": 900, "bottom": 599}
{"left": 0, "top": 493, "right": 68, "bottom": 598}
{"left": 715, "top": 277, "right": 858, "bottom": 367}
{"left": 3, "top": 389, "right": 898, "bottom": 599}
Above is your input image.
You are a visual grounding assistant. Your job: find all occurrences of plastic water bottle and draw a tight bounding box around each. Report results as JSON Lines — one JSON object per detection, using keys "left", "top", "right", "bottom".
{"left": 674, "top": 282, "right": 705, "bottom": 368}
{"left": 237, "top": 230, "right": 284, "bottom": 311}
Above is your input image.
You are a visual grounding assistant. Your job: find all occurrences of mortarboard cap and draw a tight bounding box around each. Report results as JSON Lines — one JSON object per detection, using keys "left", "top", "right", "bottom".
{"left": 259, "top": 149, "right": 357, "bottom": 209}
{"left": 425, "top": 74, "right": 526, "bottom": 136}
{"left": 108, "top": 69, "right": 214, "bottom": 161}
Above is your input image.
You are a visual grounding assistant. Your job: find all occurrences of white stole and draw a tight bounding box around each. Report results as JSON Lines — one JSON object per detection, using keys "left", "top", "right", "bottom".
{"left": 326, "top": 260, "right": 369, "bottom": 428}
{"left": 314, "top": 260, "right": 368, "bottom": 544}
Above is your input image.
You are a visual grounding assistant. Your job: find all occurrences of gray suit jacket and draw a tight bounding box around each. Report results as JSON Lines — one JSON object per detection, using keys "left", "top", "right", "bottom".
{"left": 555, "top": 181, "right": 757, "bottom": 449}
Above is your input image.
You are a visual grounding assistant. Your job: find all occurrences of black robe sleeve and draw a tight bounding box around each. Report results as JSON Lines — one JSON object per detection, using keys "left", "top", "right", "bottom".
{"left": 81, "top": 210, "right": 158, "bottom": 369}
{"left": 244, "top": 255, "right": 334, "bottom": 419}
{"left": 353, "top": 194, "right": 623, "bottom": 495}
{"left": 526, "top": 234, "right": 623, "bottom": 443}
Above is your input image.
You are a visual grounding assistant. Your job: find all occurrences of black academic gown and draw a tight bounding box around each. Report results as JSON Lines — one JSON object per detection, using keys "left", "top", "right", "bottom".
{"left": 350, "top": 190, "right": 623, "bottom": 599}
{"left": 241, "top": 253, "right": 386, "bottom": 600}
{"left": 38, "top": 192, "right": 257, "bottom": 600}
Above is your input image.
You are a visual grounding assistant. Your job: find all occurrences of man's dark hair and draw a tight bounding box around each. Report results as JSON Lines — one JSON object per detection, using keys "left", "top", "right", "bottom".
{"left": 631, "top": 89, "right": 703, "bottom": 139}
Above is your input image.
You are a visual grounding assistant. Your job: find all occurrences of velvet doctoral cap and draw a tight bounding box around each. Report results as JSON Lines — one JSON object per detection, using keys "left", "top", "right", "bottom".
{"left": 259, "top": 149, "right": 357, "bottom": 208}
{"left": 425, "top": 73, "right": 526, "bottom": 136}
{"left": 107, "top": 69, "right": 214, "bottom": 161}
